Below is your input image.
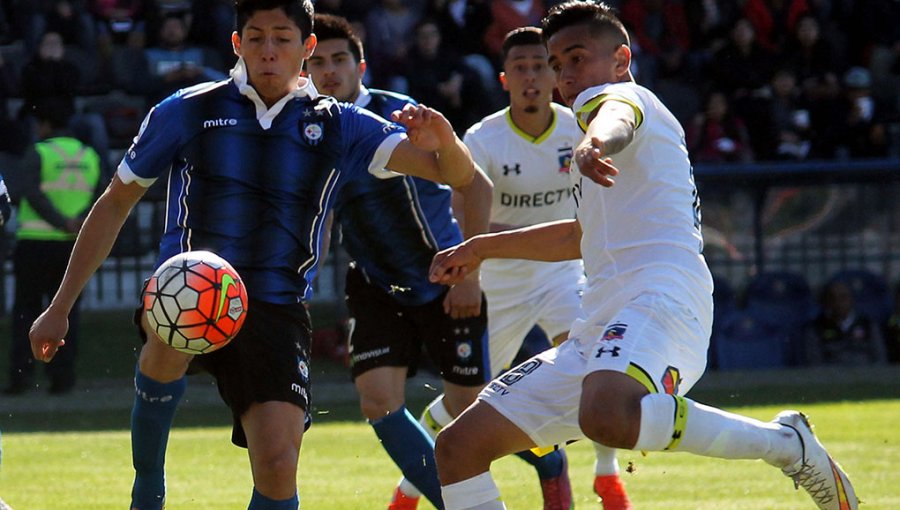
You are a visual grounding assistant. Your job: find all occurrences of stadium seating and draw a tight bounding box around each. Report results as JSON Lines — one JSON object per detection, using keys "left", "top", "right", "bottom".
{"left": 714, "top": 307, "right": 794, "bottom": 370}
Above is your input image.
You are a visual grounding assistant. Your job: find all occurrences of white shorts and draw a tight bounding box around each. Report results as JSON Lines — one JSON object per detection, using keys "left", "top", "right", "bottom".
{"left": 479, "top": 292, "right": 710, "bottom": 448}
{"left": 484, "top": 265, "right": 584, "bottom": 376}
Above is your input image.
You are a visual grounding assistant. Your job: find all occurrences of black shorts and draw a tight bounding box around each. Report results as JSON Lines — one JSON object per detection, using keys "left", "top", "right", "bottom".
{"left": 135, "top": 298, "right": 313, "bottom": 448}
{"left": 345, "top": 264, "right": 490, "bottom": 386}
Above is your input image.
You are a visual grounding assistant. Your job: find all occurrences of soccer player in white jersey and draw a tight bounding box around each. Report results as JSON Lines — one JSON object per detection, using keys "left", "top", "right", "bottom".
{"left": 428, "top": 3, "right": 859, "bottom": 510}
{"left": 443, "top": 26, "right": 631, "bottom": 509}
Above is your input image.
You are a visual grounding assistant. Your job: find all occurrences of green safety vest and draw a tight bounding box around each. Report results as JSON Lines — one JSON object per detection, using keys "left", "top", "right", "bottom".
{"left": 17, "top": 137, "right": 101, "bottom": 241}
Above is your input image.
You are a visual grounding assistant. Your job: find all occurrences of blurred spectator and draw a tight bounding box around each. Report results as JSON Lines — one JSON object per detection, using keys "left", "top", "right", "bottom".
{"left": 759, "top": 68, "right": 814, "bottom": 160}
{"left": 883, "top": 285, "right": 900, "bottom": 364}
{"left": 28, "top": 1, "right": 97, "bottom": 53}
{"left": 620, "top": 0, "right": 691, "bottom": 88}
{"left": 185, "top": 0, "right": 238, "bottom": 68}
{"left": 805, "top": 281, "right": 888, "bottom": 367}
{"left": 89, "top": 0, "right": 147, "bottom": 50}
{"left": 683, "top": 0, "right": 741, "bottom": 55}
{"left": 482, "top": 0, "right": 544, "bottom": 65}
{"left": 835, "top": 67, "right": 889, "bottom": 158}
{"left": 0, "top": 52, "right": 28, "bottom": 155}
{"left": 364, "top": 0, "right": 423, "bottom": 89}
{"left": 19, "top": 31, "right": 110, "bottom": 164}
{"left": 404, "top": 18, "right": 486, "bottom": 133}
{"left": 427, "top": 0, "right": 503, "bottom": 113}
{"left": 707, "top": 18, "right": 776, "bottom": 99}
{"left": 687, "top": 91, "right": 754, "bottom": 163}
{"left": 4, "top": 97, "right": 104, "bottom": 396}
{"left": 135, "top": 13, "right": 225, "bottom": 105}
{"left": 655, "top": 48, "right": 701, "bottom": 126}
{"left": 783, "top": 14, "right": 844, "bottom": 96}
{"left": 742, "top": 0, "right": 810, "bottom": 53}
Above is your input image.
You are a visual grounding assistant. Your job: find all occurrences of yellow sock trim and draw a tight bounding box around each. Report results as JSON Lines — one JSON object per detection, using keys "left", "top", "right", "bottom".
{"left": 665, "top": 395, "right": 688, "bottom": 451}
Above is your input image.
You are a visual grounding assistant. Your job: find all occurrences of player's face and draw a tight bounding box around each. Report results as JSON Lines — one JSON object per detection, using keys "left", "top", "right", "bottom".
{"left": 501, "top": 44, "right": 555, "bottom": 114}
{"left": 306, "top": 38, "right": 365, "bottom": 102}
{"left": 232, "top": 8, "right": 316, "bottom": 105}
{"left": 547, "top": 24, "right": 630, "bottom": 107}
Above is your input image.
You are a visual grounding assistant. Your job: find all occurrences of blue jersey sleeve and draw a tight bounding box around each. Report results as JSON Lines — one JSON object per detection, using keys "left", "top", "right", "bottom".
{"left": 117, "top": 96, "right": 186, "bottom": 187}
{"left": 338, "top": 104, "right": 407, "bottom": 179}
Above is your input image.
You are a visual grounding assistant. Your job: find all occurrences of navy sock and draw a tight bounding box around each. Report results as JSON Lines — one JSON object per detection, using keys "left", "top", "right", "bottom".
{"left": 515, "top": 449, "right": 564, "bottom": 480}
{"left": 370, "top": 406, "right": 443, "bottom": 509}
{"left": 248, "top": 487, "right": 299, "bottom": 510}
{"left": 130, "top": 368, "right": 186, "bottom": 510}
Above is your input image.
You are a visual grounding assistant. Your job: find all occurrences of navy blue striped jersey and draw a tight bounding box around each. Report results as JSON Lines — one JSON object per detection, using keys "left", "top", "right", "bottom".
{"left": 118, "top": 73, "right": 406, "bottom": 304}
{"left": 333, "top": 88, "right": 462, "bottom": 306}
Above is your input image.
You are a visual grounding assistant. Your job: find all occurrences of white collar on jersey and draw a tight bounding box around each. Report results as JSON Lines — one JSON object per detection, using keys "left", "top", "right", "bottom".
{"left": 230, "top": 57, "right": 320, "bottom": 130}
{"left": 352, "top": 86, "right": 372, "bottom": 109}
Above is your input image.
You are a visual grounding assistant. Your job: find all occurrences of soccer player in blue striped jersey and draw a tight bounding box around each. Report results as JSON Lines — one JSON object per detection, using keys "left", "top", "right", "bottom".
{"left": 28, "top": 2, "right": 483, "bottom": 510}
{"left": 306, "top": 14, "right": 492, "bottom": 510}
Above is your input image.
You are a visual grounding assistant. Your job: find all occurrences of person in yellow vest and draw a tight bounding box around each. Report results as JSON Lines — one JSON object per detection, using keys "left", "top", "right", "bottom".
{"left": 4, "top": 98, "right": 102, "bottom": 395}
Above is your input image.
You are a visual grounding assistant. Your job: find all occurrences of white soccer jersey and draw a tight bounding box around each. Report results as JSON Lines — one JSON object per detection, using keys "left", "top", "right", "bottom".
{"left": 568, "top": 82, "right": 714, "bottom": 354}
{"left": 465, "top": 104, "right": 585, "bottom": 291}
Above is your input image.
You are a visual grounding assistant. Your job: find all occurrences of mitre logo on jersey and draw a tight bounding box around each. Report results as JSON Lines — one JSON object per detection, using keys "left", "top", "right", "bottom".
{"left": 203, "top": 118, "right": 237, "bottom": 129}
{"left": 558, "top": 146, "right": 573, "bottom": 173}
{"left": 502, "top": 163, "right": 521, "bottom": 176}
{"left": 302, "top": 122, "right": 324, "bottom": 145}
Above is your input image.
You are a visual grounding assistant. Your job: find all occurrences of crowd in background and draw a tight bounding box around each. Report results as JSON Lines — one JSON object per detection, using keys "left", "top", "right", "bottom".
{"left": 0, "top": 0, "right": 896, "bottom": 163}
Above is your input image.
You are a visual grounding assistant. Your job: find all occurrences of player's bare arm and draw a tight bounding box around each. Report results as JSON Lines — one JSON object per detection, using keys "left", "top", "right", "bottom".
{"left": 430, "top": 219, "right": 582, "bottom": 285}
{"left": 387, "top": 104, "right": 475, "bottom": 189}
{"left": 30, "top": 175, "right": 147, "bottom": 362}
{"left": 574, "top": 99, "right": 636, "bottom": 187}
{"left": 443, "top": 166, "right": 493, "bottom": 318}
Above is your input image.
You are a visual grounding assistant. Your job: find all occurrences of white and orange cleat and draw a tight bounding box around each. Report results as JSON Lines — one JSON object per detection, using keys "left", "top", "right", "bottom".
{"left": 774, "top": 411, "right": 858, "bottom": 510}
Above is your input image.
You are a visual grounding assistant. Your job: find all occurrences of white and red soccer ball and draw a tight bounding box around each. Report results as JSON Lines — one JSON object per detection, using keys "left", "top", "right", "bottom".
{"left": 143, "top": 250, "right": 248, "bottom": 354}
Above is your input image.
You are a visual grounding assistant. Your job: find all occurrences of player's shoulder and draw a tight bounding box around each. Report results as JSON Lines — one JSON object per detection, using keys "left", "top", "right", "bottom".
{"left": 368, "top": 88, "right": 418, "bottom": 109}
{"left": 151, "top": 79, "right": 234, "bottom": 122}
{"left": 464, "top": 108, "right": 509, "bottom": 141}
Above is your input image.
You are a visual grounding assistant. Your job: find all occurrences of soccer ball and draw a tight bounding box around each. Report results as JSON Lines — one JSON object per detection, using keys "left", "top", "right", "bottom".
{"left": 143, "top": 250, "right": 249, "bottom": 354}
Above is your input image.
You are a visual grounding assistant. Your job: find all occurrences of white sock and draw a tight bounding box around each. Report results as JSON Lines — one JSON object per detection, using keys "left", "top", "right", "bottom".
{"left": 592, "top": 442, "right": 620, "bottom": 476}
{"left": 442, "top": 472, "right": 505, "bottom": 510}
{"left": 634, "top": 393, "right": 800, "bottom": 467}
{"left": 398, "top": 396, "right": 454, "bottom": 498}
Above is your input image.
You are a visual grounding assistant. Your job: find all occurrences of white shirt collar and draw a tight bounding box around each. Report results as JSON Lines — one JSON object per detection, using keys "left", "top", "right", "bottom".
{"left": 230, "top": 57, "right": 319, "bottom": 129}
{"left": 353, "top": 85, "right": 372, "bottom": 109}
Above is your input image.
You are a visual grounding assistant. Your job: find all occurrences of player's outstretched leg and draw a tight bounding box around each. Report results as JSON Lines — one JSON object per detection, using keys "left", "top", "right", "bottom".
{"left": 436, "top": 401, "right": 539, "bottom": 510}
{"left": 372, "top": 406, "right": 443, "bottom": 509}
{"left": 392, "top": 395, "right": 452, "bottom": 508}
{"left": 581, "top": 373, "right": 858, "bottom": 510}
{"left": 130, "top": 368, "right": 186, "bottom": 510}
{"left": 591, "top": 443, "right": 631, "bottom": 510}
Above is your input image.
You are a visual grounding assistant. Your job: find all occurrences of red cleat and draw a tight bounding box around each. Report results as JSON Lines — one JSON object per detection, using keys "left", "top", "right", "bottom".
{"left": 593, "top": 474, "right": 633, "bottom": 510}
{"left": 388, "top": 486, "right": 420, "bottom": 510}
{"left": 540, "top": 450, "right": 574, "bottom": 510}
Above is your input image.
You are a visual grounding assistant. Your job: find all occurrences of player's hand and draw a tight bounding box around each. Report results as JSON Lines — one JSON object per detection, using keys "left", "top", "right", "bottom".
{"left": 430, "top": 241, "right": 482, "bottom": 286}
{"left": 443, "top": 273, "right": 482, "bottom": 319}
{"left": 574, "top": 136, "right": 619, "bottom": 187}
{"left": 29, "top": 306, "right": 69, "bottom": 362}
{"left": 391, "top": 104, "right": 455, "bottom": 153}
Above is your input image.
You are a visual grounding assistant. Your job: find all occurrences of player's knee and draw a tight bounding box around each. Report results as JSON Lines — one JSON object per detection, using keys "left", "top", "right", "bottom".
{"left": 578, "top": 395, "right": 642, "bottom": 449}
{"left": 251, "top": 446, "right": 299, "bottom": 485}
{"left": 434, "top": 422, "right": 474, "bottom": 480}
{"left": 359, "top": 392, "right": 403, "bottom": 422}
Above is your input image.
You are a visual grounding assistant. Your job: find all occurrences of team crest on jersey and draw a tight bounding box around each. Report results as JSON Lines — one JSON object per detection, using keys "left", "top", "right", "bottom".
{"left": 557, "top": 146, "right": 573, "bottom": 173}
{"left": 297, "top": 358, "right": 309, "bottom": 380}
{"left": 302, "top": 122, "right": 324, "bottom": 145}
{"left": 456, "top": 341, "right": 473, "bottom": 360}
{"left": 601, "top": 322, "right": 627, "bottom": 341}
{"left": 661, "top": 365, "right": 682, "bottom": 395}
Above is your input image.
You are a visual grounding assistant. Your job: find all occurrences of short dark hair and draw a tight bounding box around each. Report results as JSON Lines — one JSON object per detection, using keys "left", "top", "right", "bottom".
{"left": 501, "top": 26, "right": 544, "bottom": 62}
{"left": 542, "top": 1, "right": 629, "bottom": 47}
{"left": 235, "top": 0, "right": 314, "bottom": 40}
{"left": 32, "top": 97, "right": 75, "bottom": 130}
{"left": 313, "top": 13, "right": 364, "bottom": 62}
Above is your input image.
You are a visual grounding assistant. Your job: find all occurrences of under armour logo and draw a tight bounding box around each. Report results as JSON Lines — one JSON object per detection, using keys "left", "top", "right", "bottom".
{"left": 595, "top": 346, "right": 621, "bottom": 358}
{"left": 502, "top": 163, "right": 521, "bottom": 176}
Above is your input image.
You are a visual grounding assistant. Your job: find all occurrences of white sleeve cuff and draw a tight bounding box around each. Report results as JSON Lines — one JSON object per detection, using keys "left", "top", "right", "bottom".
{"left": 117, "top": 160, "right": 158, "bottom": 187}
{"left": 368, "top": 132, "right": 407, "bottom": 179}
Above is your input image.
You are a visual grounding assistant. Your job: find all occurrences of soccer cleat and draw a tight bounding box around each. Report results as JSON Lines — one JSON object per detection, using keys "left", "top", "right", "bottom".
{"left": 773, "top": 411, "right": 858, "bottom": 510}
{"left": 0, "top": 496, "right": 13, "bottom": 510}
{"left": 593, "top": 474, "right": 633, "bottom": 510}
{"left": 539, "top": 450, "right": 574, "bottom": 510}
{"left": 388, "top": 486, "right": 419, "bottom": 510}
